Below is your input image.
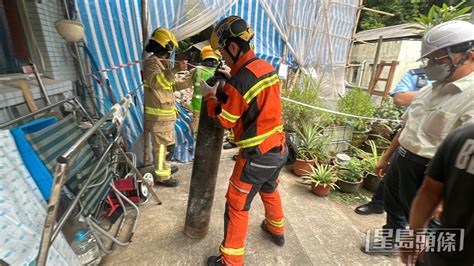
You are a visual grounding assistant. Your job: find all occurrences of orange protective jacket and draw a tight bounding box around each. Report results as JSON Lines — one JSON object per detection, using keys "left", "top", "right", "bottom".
{"left": 206, "top": 50, "right": 284, "bottom": 153}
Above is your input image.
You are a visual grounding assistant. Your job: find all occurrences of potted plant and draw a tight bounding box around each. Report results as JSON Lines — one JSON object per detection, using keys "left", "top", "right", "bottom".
{"left": 336, "top": 158, "right": 364, "bottom": 193}
{"left": 337, "top": 88, "right": 376, "bottom": 147}
{"left": 354, "top": 140, "right": 383, "bottom": 192}
{"left": 292, "top": 121, "right": 329, "bottom": 176}
{"left": 362, "top": 134, "right": 390, "bottom": 155}
{"left": 301, "top": 164, "right": 338, "bottom": 197}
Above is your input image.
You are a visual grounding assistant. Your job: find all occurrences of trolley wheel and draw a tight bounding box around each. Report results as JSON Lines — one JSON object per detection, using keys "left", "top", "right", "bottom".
{"left": 139, "top": 173, "right": 153, "bottom": 199}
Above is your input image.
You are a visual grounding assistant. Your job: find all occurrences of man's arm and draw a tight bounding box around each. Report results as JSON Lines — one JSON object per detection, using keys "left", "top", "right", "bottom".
{"left": 375, "top": 128, "right": 402, "bottom": 177}
{"left": 145, "top": 57, "right": 180, "bottom": 90}
{"left": 206, "top": 82, "right": 247, "bottom": 129}
{"left": 409, "top": 177, "right": 444, "bottom": 229}
{"left": 390, "top": 72, "right": 418, "bottom": 107}
{"left": 400, "top": 176, "right": 444, "bottom": 264}
{"left": 393, "top": 92, "right": 418, "bottom": 107}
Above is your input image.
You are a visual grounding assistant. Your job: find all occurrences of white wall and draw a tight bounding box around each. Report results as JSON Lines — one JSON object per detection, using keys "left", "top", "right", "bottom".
{"left": 25, "top": 0, "right": 77, "bottom": 81}
{"left": 391, "top": 40, "right": 423, "bottom": 90}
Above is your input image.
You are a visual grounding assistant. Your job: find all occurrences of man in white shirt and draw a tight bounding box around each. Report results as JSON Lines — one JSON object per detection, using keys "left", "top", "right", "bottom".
{"left": 363, "top": 20, "right": 474, "bottom": 256}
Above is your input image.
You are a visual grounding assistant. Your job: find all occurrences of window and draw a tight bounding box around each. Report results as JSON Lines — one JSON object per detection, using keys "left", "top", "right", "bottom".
{"left": 0, "top": 0, "right": 29, "bottom": 75}
{"left": 351, "top": 66, "right": 360, "bottom": 84}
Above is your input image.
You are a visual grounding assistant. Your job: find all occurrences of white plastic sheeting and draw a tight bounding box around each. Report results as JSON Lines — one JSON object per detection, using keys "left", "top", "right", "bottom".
{"left": 260, "top": 0, "right": 359, "bottom": 97}
{"left": 149, "top": 0, "right": 237, "bottom": 41}
{"left": 0, "top": 130, "right": 80, "bottom": 265}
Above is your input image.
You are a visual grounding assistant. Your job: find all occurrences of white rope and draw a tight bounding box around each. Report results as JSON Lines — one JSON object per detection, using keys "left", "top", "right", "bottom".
{"left": 280, "top": 96, "right": 400, "bottom": 123}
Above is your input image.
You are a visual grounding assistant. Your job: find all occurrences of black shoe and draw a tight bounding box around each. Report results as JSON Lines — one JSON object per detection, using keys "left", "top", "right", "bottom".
{"left": 155, "top": 178, "right": 179, "bottom": 187}
{"left": 171, "top": 165, "right": 179, "bottom": 174}
{"left": 360, "top": 240, "right": 398, "bottom": 257}
{"left": 207, "top": 256, "right": 225, "bottom": 266}
{"left": 223, "top": 142, "right": 238, "bottom": 150}
{"left": 261, "top": 220, "right": 285, "bottom": 247}
{"left": 232, "top": 154, "right": 238, "bottom": 161}
{"left": 355, "top": 203, "right": 384, "bottom": 215}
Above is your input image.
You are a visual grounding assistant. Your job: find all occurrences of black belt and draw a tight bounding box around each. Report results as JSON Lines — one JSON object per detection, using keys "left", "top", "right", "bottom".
{"left": 397, "top": 146, "right": 430, "bottom": 166}
{"left": 242, "top": 145, "right": 282, "bottom": 157}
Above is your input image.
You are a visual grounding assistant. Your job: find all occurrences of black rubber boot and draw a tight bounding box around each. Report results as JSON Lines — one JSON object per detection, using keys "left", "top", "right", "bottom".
{"left": 155, "top": 177, "right": 179, "bottom": 187}
{"left": 261, "top": 220, "right": 285, "bottom": 247}
{"left": 207, "top": 256, "right": 225, "bottom": 266}
{"left": 171, "top": 164, "right": 179, "bottom": 174}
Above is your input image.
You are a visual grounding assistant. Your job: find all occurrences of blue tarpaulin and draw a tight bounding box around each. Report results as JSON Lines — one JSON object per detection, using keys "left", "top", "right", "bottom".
{"left": 75, "top": 0, "right": 358, "bottom": 147}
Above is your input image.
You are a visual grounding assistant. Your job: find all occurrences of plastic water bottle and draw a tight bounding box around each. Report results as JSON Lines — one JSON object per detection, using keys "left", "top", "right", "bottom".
{"left": 71, "top": 230, "right": 101, "bottom": 265}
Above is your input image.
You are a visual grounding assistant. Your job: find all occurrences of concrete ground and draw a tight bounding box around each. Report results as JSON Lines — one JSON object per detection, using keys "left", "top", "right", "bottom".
{"left": 101, "top": 148, "right": 399, "bottom": 265}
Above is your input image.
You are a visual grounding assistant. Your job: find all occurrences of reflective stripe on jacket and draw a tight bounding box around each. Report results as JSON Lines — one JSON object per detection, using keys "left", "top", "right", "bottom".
{"left": 143, "top": 56, "right": 193, "bottom": 122}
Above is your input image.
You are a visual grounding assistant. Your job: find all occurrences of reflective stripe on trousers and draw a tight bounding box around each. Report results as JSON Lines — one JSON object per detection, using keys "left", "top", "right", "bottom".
{"left": 154, "top": 144, "right": 171, "bottom": 179}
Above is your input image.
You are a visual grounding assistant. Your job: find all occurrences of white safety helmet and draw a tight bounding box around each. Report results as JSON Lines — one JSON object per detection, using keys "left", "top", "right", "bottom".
{"left": 419, "top": 20, "right": 474, "bottom": 59}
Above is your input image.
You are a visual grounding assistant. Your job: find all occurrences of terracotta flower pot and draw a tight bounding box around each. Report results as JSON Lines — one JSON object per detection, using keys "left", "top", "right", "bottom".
{"left": 311, "top": 182, "right": 332, "bottom": 197}
{"left": 293, "top": 158, "right": 315, "bottom": 176}
{"left": 336, "top": 178, "right": 363, "bottom": 193}
{"left": 363, "top": 173, "right": 380, "bottom": 193}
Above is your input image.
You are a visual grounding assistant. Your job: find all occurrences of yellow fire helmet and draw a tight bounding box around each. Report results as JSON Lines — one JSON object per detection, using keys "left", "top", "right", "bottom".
{"left": 210, "top": 16, "right": 254, "bottom": 50}
{"left": 201, "top": 45, "right": 221, "bottom": 61}
{"left": 150, "top": 28, "right": 178, "bottom": 52}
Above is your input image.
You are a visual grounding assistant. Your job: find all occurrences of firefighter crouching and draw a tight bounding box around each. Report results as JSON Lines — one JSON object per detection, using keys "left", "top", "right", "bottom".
{"left": 144, "top": 28, "right": 192, "bottom": 187}
{"left": 201, "top": 16, "right": 288, "bottom": 266}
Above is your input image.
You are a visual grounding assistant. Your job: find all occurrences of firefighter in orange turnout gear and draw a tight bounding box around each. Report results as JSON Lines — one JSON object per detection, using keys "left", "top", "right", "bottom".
{"left": 144, "top": 28, "right": 192, "bottom": 187}
{"left": 201, "top": 16, "right": 288, "bottom": 266}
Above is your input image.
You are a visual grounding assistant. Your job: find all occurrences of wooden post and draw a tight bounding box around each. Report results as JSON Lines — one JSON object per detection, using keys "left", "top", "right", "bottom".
{"left": 281, "top": 0, "right": 294, "bottom": 64}
{"left": 345, "top": 0, "right": 363, "bottom": 66}
{"left": 18, "top": 80, "right": 38, "bottom": 112}
{"left": 370, "top": 35, "right": 383, "bottom": 82}
{"left": 141, "top": 0, "right": 151, "bottom": 166}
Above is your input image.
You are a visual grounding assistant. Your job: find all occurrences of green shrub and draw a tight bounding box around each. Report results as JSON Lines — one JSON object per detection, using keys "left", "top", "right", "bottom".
{"left": 282, "top": 75, "right": 322, "bottom": 132}
{"left": 337, "top": 88, "right": 375, "bottom": 131}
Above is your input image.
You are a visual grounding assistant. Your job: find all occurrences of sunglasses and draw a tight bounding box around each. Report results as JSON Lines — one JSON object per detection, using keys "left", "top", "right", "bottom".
{"left": 421, "top": 54, "right": 450, "bottom": 66}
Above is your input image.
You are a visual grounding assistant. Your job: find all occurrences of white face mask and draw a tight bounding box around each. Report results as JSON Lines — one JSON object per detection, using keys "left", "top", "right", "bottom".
{"left": 425, "top": 61, "right": 452, "bottom": 82}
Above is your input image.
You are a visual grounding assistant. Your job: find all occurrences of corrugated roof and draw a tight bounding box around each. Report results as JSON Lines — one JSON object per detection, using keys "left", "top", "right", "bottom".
{"left": 355, "top": 23, "right": 421, "bottom": 42}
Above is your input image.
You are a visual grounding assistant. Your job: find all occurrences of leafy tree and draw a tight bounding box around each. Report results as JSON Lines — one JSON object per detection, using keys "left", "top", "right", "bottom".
{"left": 358, "top": 0, "right": 468, "bottom": 31}
{"left": 409, "top": 0, "right": 472, "bottom": 35}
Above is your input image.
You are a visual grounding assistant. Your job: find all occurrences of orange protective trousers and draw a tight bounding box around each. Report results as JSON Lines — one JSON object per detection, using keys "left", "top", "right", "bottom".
{"left": 220, "top": 146, "right": 288, "bottom": 265}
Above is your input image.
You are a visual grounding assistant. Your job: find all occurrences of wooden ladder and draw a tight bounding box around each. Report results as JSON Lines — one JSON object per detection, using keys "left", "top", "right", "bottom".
{"left": 368, "top": 60, "right": 399, "bottom": 102}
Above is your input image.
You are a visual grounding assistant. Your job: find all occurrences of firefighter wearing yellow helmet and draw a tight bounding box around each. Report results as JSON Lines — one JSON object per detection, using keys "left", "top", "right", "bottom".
{"left": 143, "top": 28, "right": 192, "bottom": 187}
{"left": 190, "top": 45, "right": 221, "bottom": 133}
{"left": 205, "top": 16, "right": 287, "bottom": 266}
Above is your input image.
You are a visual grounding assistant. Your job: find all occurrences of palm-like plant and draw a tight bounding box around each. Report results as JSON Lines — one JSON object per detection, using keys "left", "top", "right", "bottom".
{"left": 301, "top": 164, "right": 338, "bottom": 189}
{"left": 295, "top": 121, "right": 329, "bottom": 162}
{"left": 407, "top": 1, "right": 472, "bottom": 35}
{"left": 353, "top": 140, "right": 383, "bottom": 176}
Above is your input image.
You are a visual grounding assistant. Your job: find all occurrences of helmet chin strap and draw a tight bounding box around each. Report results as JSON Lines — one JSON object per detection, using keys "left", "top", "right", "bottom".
{"left": 445, "top": 47, "right": 471, "bottom": 82}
